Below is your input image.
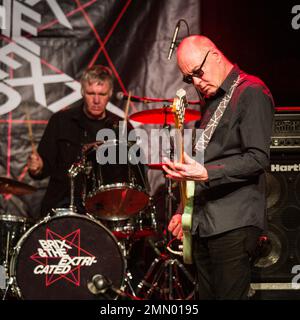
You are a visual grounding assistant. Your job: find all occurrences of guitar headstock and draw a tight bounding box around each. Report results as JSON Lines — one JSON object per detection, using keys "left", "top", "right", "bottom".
{"left": 172, "top": 88, "right": 187, "bottom": 129}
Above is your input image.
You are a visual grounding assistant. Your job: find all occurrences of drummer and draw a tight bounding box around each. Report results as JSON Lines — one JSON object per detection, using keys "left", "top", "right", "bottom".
{"left": 27, "top": 65, "right": 131, "bottom": 216}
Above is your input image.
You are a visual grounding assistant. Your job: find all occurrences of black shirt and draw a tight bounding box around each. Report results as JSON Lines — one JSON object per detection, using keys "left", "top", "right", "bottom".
{"left": 192, "top": 65, "right": 274, "bottom": 236}
{"left": 31, "top": 105, "right": 126, "bottom": 215}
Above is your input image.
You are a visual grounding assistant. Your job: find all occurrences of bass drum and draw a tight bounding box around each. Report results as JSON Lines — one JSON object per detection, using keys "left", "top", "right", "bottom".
{"left": 9, "top": 209, "right": 125, "bottom": 300}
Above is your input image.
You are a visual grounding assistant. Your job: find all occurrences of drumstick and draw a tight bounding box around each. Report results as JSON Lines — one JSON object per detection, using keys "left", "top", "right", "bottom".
{"left": 25, "top": 106, "right": 37, "bottom": 154}
{"left": 122, "top": 91, "right": 131, "bottom": 136}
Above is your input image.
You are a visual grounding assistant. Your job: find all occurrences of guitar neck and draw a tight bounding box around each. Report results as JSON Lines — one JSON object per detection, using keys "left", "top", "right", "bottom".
{"left": 174, "top": 126, "right": 187, "bottom": 206}
{"left": 180, "top": 181, "right": 187, "bottom": 208}
{"left": 172, "top": 88, "right": 193, "bottom": 264}
{"left": 172, "top": 88, "right": 188, "bottom": 208}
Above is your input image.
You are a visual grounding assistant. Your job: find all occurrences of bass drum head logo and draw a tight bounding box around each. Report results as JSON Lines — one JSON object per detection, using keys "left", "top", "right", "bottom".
{"left": 10, "top": 214, "right": 125, "bottom": 300}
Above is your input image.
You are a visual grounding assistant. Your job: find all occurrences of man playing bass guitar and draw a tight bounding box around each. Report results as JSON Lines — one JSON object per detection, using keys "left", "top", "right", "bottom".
{"left": 163, "top": 35, "right": 274, "bottom": 300}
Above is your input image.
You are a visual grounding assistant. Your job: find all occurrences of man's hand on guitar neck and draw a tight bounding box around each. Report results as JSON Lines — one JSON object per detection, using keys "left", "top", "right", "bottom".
{"left": 162, "top": 152, "right": 208, "bottom": 182}
{"left": 168, "top": 213, "right": 183, "bottom": 240}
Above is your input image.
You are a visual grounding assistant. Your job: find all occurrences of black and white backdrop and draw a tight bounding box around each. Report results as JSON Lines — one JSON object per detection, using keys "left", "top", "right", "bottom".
{"left": 0, "top": 0, "right": 299, "bottom": 229}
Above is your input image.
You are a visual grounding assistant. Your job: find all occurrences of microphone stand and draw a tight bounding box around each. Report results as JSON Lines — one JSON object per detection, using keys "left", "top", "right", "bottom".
{"left": 88, "top": 274, "right": 141, "bottom": 300}
{"left": 163, "top": 106, "right": 196, "bottom": 300}
{"left": 136, "top": 106, "right": 196, "bottom": 300}
{"left": 162, "top": 105, "right": 176, "bottom": 299}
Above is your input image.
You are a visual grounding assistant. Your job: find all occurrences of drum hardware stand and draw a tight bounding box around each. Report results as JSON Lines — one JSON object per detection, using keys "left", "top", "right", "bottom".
{"left": 1, "top": 231, "right": 16, "bottom": 300}
{"left": 68, "top": 162, "right": 85, "bottom": 212}
{"left": 123, "top": 270, "right": 137, "bottom": 298}
{"left": 1, "top": 275, "right": 13, "bottom": 300}
{"left": 1, "top": 238, "right": 16, "bottom": 300}
{"left": 135, "top": 238, "right": 196, "bottom": 300}
{"left": 117, "top": 237, "right": 139, "bottom": 298}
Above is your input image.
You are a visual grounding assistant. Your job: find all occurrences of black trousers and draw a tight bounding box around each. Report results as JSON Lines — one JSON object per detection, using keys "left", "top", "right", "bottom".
{"left": 192, "top": 226, "right": 261, "bottom": 300}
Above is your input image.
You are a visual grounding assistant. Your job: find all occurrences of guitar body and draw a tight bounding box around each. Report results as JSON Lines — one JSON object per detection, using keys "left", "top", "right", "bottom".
{"left": 181, "top": 180, "right": 195, "bottom": 264}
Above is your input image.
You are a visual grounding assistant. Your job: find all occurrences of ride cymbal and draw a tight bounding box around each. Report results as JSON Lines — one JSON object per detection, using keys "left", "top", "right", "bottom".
{"left": 0, "top": 177, "right": 37, "bottom": 195}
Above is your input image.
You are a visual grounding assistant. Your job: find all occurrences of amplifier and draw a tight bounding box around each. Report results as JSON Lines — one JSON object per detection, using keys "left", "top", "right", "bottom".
{"left": 252, "top": 154, "right": 300, "bottom": 287}
{"left": 271, "top": 113, "right": 300, "bottom": 151}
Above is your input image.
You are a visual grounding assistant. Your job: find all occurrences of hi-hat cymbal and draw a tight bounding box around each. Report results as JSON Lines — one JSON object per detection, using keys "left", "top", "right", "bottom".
{"left": 0, "top": 177, "right": 37, "bottom": 195}
{"left": 129, "top": 107, "right": 201, "bottom": 124}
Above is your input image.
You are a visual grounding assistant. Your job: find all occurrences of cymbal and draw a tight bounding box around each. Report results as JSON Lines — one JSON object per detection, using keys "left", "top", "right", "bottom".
{"left": 0, "top": 177, "right": 37, "bottom": 195}
{"left": 129, "top": 108, "right": 201, "bottom": 124}
{"left": 146, "top": 163, "right": 166, "bottom": 170}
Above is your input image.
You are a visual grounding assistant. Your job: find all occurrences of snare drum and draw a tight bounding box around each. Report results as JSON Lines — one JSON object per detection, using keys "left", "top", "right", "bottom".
{"left": 83, "top": 140, "right": 150, "bottom": 220}
{"left": 134, "top": 201, "right": 158, "bottom": 239}
{"left": 0, "top": 214, "right": 26, "bottom": 266}
{"left": 9, "top": 209, "right": 125, "bottom": 300}
{"left": 102, "top": 219, "right": 136, "bottom": 240}
{"left": 101, "top": 201, "right": 158, "bottom": 240}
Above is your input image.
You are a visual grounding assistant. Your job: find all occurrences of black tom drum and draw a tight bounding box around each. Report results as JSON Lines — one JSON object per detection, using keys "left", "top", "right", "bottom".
{"left": 83, "top": 140, "right": 149, "bottom": 220}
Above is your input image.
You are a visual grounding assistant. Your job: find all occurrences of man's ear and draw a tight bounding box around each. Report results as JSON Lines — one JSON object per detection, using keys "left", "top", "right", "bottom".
{"left": 211, "top": 49, "right": 222, "bottom": 64}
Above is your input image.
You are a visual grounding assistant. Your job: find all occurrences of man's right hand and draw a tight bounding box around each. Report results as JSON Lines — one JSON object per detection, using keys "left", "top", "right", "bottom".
{"left": 168, "top": 213, "right": 183, "bottom": 240}
{"left": 27, "top": 151, "right": 43, "bottom": 176}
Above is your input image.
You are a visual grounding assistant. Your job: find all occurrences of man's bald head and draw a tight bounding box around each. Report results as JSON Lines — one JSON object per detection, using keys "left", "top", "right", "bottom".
{"left": 177, "top": 35, "right": 217, "bottom": 57}
{"left": 176, "top": 35, "right": 233, "bottom": 98}
{"left": 176, "top": 35, "right": 219, "bottom": 72}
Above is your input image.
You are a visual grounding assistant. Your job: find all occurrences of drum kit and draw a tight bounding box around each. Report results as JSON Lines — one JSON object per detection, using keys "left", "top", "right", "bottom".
{"left": 0, "top": 106, "right": 199, "bottom": 300}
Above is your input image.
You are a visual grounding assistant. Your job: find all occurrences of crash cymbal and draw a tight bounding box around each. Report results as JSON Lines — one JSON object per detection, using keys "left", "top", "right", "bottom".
{"left": 129, "top": 107, "right": 201, "bottom": 124}
{"left": 0, "top": 177, "right": 37, "bottom": 195}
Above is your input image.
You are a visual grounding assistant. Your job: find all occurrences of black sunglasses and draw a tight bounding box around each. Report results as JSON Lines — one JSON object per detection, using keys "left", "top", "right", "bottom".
{"left": 182, "top": 50, "right": 210, "bottom": 84}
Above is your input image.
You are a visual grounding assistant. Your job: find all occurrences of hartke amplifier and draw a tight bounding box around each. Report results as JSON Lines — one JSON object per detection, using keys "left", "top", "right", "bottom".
{"left": 251, "top": 109, "right": 300, "bottom": 298}
{"left": 271, "top": 113, "right": 300, "bottom": 151}
{"left": 252, "top": 154, "right": 300, "bottom": 286}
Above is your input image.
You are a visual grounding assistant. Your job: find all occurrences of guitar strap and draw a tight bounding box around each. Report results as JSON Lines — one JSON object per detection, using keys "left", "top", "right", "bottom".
{"left": 195, "top": 73, "right": 245, "bottom": 152}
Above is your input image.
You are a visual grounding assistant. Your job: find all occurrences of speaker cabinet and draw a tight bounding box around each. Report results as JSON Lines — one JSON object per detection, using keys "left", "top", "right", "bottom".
{"left": 252, "top": 153, "right": 300, "bottom": 284}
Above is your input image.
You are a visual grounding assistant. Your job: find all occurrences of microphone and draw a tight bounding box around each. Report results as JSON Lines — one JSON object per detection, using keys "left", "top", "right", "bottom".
{"left": 167, "top": 21, "right": 181, "bottom": 60}
{"left": 87, "top": 274, "right": 128, "bottom": 299}
{"left": 88, "top": 274, "right": 112, "bottom": 294}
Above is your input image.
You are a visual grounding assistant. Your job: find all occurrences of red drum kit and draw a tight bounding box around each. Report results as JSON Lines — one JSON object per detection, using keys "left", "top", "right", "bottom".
{"left": 0, "top": 106, "right": 199, "bottom": 300}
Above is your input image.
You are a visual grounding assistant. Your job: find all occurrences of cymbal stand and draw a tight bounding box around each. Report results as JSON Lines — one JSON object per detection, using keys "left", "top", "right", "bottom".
{"left": 0, "top": 205, "right": 11, "bottom": 299}
{"left": 136, "top": 106, "right": 195, "bottom": 300}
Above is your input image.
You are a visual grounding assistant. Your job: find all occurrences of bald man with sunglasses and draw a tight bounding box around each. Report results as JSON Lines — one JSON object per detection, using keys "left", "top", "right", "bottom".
{"left": 163, "top": 35, "right": 274, "bottom": 299}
